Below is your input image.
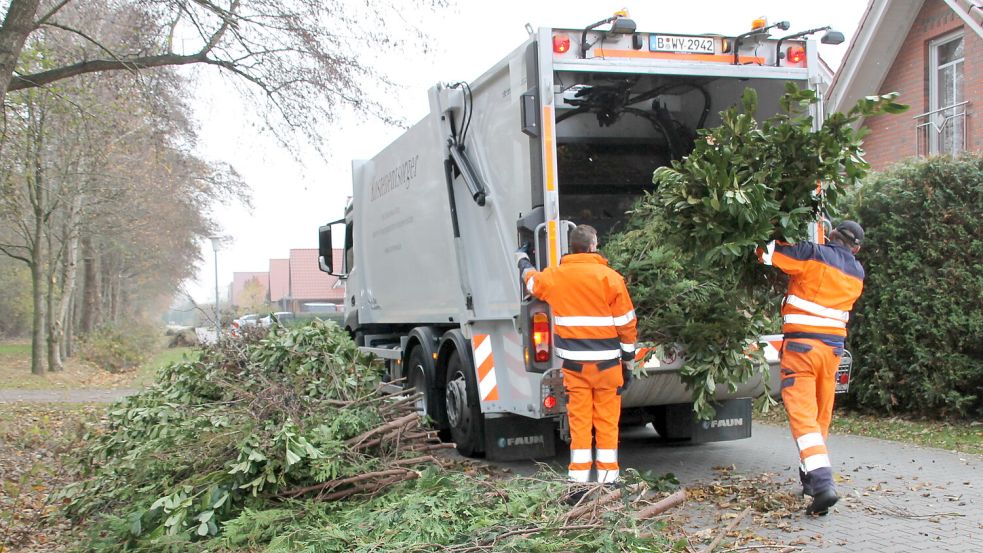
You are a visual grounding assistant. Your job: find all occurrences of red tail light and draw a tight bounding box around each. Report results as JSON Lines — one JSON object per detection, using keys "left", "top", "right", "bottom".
{"left": 553, "top": 34, "right": 571, "bottom": 54}
{"left": 787, "top": 46, "right": 806, "bottom": 64}
{"left": 543, "top": 395, "right": 557, "bottom": 409}
{"left": 838, "top": 372, "right": 850, "bottom": 385}
{"left": 532, "top": 312, "right": 551, "bottom": 362}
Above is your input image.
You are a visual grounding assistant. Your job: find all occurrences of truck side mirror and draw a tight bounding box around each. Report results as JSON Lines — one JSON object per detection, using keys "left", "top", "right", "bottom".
{"left": 318, "top": 224, "right": 334, "bottom": 274}
{"left": 318, "top": 218, "right": 348, "bottom": 277}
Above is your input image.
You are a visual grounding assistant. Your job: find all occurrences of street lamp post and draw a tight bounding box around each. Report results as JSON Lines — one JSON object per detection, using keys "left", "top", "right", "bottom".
{"left": 210, "top": 237, "right": 221, "bottom": 342}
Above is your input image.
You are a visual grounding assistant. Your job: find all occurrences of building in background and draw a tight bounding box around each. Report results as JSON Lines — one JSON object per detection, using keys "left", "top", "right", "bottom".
{"left": 827, "top": 0, "right": 982, "bottom": 170}
{"left": 231, "top": 271, "right": 270, "bottom": 310}
{"left": 283, "top": 248, "right": 345, "bottom": 313}
{"left": 269, "top": 258, "right": 290, "bottom": 310}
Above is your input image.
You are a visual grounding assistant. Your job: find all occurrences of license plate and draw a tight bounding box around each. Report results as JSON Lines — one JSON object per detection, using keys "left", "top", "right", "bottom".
{"left": 649, "top": 34, "right": 715, "bottom": 55}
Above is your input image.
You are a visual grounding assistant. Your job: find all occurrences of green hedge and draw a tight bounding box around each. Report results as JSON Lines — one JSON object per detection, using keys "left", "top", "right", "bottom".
{"left": 848, "top": 155, "right": 983, "bottom": 417}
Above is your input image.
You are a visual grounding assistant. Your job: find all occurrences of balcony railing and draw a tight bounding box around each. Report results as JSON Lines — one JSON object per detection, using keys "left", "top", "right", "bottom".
{"left": 914, "top": 101, "right": 969, "bottom": 157}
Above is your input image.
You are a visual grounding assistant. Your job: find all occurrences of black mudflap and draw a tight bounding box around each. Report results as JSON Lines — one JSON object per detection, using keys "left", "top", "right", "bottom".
{"left": 691, "top": 398, "right": 752, "bottom": 442}
{"left": 483, "top": 415, "right": 556, "bottom": 461}
{"left": 661, "top": 398, "right": 753, "bottom": 443}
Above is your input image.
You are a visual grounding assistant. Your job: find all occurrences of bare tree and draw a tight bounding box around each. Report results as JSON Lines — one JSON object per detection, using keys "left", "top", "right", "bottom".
{"left": 0, "top": 0, "right": 445, "bottom": 147}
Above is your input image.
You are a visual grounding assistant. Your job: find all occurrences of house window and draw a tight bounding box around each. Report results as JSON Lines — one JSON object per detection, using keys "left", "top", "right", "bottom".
{"left": 929, "top": 32, "right": 965, "bottom": 155}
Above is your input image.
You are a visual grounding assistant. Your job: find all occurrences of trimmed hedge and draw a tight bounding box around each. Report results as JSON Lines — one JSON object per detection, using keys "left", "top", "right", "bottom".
{"left": 848, "top": 155, "right": 983, "bottom": 417}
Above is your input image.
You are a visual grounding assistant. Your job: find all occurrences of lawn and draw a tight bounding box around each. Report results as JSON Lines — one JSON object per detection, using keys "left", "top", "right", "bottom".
{"left": 0, "top": 341, "right": 197, "bottom": 390}
{"left": 755, "top": 404, "right": 983, "bottom": 456}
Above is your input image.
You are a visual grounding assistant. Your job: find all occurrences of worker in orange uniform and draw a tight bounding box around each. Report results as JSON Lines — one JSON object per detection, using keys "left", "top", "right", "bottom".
{"left": 758, "top": 221, "right": 865, "bottom": 516}
{"left": 515, "top": 224, "right": 637, "bottom": 485}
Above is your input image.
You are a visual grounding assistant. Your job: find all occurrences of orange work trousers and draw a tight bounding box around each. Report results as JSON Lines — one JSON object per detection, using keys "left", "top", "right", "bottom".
{"left": 780, "top": 338, "right": 843, "bottom": 493}
{"left": 563, "top": 360, "right": 623, "bottom": 484}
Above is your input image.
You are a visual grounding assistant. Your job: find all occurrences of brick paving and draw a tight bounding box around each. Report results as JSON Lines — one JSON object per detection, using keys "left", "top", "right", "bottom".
{"left": 499, "top": 422, "right": 982, "bottom": 552}
{"left": 616, "top": 423, "right": 983, "bottom": 552}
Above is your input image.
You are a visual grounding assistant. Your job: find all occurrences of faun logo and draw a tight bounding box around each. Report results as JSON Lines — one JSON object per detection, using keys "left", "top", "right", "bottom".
{"left": 370, "top": 155, "right": 420, "bottom": 201}
{"left": 498, "top": 435, "right": 546, "bottom": 448}
{"left": 702, "top": 417, "right": 745, "bottom": 430}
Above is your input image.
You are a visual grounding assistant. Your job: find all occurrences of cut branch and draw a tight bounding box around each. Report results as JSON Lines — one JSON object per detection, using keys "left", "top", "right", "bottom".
{"left": 635, "top": 488, "right": 687, "bottom": 520}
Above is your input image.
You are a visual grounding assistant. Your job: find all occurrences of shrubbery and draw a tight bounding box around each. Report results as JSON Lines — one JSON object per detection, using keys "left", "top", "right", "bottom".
{"left": 605, "top": 85, "right": 905, "bottom": 418}
{"left": 78, "top": 323, "right": 160, "bottom": 372}
{"left": 848, "top": 155, "right": 983, "bottom": 417}
{"left": 61, "top": 321, "right": 675, "bottom": 552}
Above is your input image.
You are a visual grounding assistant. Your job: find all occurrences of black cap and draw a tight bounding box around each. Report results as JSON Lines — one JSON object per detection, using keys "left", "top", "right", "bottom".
{"left": 835, "top": 220, "right": 864, "bottom": 246}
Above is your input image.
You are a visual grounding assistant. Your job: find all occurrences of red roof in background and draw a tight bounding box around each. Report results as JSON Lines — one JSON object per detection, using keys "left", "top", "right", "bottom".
{"left": 231, "top": 271, "right": 270, "bottom": 306}
{"left": 288, "top": 249, "right": 345, "bottom": 300}
{"left": 269, "top": 259, "right": 289, "bottom": 302}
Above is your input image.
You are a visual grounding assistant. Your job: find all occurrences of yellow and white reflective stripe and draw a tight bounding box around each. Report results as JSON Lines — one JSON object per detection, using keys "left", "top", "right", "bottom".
{"left": 761, "top": 241, "right": 776, "bottom": 265}
{"left": 612, "top": 310, "right": 635, "bottom": 326}
{"left": 802, "top": 453, "right": 831, "bottom": 472}
{"left": 555, "top": 347, "right": 620, "bottom": 361}
{"left": 621, "top": 343, "right": 635, "bottom": 353}
{"left": 783, "top": 314, "right": 847, "bottom": 329}
{"left": 570, "top": 449, "right": 593, "bottom": 464}
{"left": 786, "top": 295, "right": 849, "bottom": 322}
{"left": 597, "top": 469, "right": 619, "bottom": 483}
{"left": 596, "top": 449, "right": 618, "bottom": 464}
{"left": 554, "top": 315, "right": 615, "bottom": 327}
{"left": 525, "top": 277, "right": 535, "bottom": 294}
{"left": 568, "top": 469, "right": 591, "bottom": 483}
{"left": 796, "top": 432, "right": 825, "bottom": 451}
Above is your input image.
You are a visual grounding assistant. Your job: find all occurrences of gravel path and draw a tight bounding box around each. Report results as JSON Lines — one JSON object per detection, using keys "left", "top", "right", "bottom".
{"left": 0, "top": 388, "right": 138, "bottom": 403}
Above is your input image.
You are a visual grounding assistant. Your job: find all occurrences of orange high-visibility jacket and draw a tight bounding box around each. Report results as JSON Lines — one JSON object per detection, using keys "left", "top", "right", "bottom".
{"left": 523, "top": 253, "right": 637, "bottom": 362}
{"left": 758, "top": 241, "right": 865, "bottom": 342}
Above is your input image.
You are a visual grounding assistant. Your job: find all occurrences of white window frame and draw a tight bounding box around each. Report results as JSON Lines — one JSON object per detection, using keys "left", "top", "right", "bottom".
{"left": 928, "top": 31, "right": 965, "bottom": 155}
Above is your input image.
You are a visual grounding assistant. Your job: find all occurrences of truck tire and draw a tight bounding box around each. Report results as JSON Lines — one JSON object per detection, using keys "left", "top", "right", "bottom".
{"left": 405, "top": 346, "right": 447, "bottom": 429}
{"left": 444, "top": 349, "right": 484, "bottom": 457}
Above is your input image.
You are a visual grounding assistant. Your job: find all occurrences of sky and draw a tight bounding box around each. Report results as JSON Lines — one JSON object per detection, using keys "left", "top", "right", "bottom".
{"left": 183, "top": 0, "right": 870, "bottom": 304}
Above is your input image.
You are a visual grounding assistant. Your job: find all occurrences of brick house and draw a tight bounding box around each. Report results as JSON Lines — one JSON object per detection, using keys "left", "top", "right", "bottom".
{"left": 827, "top": 0, "right": 983, "bottom": 170}
{"left": 283, "top": 248, "right": 345, "bottom": 313}
{"left": 269, "top": 258, "right": 289, "bottom": 310}
{"left": 230, "top": 271, "right": 269, "bottom": 309}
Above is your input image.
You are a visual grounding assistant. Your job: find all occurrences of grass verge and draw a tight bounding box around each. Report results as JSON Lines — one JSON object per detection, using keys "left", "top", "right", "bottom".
{"left": 755, "top": 404, "right": 983, "bottom": 456}
{"left": 0, "top": 341, "right": 197, "bottom": 391}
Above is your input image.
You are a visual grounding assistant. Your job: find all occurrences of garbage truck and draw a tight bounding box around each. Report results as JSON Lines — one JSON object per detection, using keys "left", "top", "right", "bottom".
{"left": 318, "top": 14, "right": 853, "bottom": 460}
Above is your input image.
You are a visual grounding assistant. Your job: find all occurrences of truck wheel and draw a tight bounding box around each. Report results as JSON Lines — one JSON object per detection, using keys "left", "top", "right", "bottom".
{"left": 405, "top": 346, "right": 447, "bottom": 429}
{"left": 444, "top": 350, "right": 484, "bottom": 457}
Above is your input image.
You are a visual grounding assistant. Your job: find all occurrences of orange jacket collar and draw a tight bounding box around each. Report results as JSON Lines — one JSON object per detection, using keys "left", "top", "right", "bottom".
{"left": 560, "top": 253, "right": 608, "bottom": 266}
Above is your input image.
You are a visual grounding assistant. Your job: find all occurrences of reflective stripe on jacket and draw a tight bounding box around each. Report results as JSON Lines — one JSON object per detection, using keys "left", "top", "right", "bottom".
{"left": 758, "top": 240, "right": 864, "bottom": 339}
{"left": 523, "top": 253, "right": 637, "bottom": 362}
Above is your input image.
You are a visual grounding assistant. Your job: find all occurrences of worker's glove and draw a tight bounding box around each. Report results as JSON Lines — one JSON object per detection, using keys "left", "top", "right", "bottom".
{"left": 515, "top": 243, "right": 532, "bottom": 271}
{"left": 621, "top": 360, "right": 635, "bottom": 392}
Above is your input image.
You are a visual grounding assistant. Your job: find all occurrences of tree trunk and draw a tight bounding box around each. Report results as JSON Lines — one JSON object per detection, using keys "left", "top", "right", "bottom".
{"left": 0, "top": 0, "right": 42, "bottom": 108}
{"left": 29, "top": 256, "right": 44, "bottom": 375}
{"left": 80, "top": 235, "right": 100, "bottom": 333}
{"left": 46, "top": 227, "right": 61, "bottom": 372}
{"left": 49, "top": 193, "right": 82, "bottom": 371}
{"left": 63, "top": 291, "right": 73, "bottom": 358}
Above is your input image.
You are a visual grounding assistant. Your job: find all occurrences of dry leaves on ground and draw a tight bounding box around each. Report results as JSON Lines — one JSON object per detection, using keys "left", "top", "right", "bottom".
{"left": 0, "top": 403, "right": 102, "bottom": 552}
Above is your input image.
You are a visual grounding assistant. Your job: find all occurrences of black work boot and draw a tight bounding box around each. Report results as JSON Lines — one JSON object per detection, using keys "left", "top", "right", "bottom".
{"left": 799, "top": 468, "right": 814, "bottom": 497}
{"left": 806, "top": 487, "right": 839, "bottom": 516}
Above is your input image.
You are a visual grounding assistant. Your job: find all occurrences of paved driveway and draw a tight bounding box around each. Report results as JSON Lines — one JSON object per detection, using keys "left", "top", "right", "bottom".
{"left": 502, "top": 422, "right": 983, "bottom": 552}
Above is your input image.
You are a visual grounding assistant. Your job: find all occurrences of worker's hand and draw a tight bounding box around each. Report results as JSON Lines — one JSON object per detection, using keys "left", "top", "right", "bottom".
{"left": 621, "top": 360, "right": 635, "bottom": 391}
{"left": 515, "top": 243, "right": 531, "bottom": 269}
